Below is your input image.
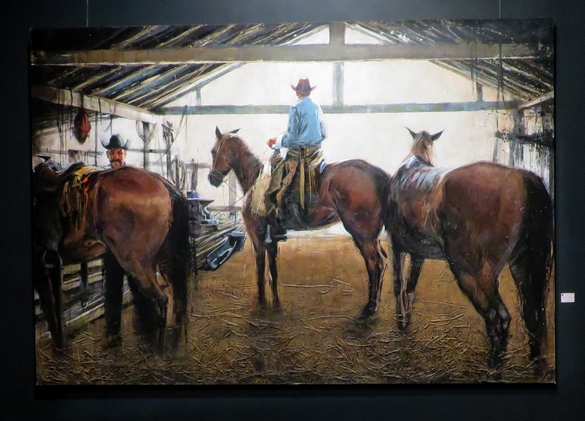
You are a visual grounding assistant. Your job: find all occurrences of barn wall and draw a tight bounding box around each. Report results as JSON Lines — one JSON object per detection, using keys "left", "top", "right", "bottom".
{"left": 492, "top": 104, "right": 554, "bottom": 196}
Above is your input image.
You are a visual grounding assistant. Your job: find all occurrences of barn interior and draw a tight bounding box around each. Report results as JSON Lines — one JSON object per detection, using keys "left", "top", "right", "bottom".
{"left": 30, "top": 19, "right": 555, "bottom": 385}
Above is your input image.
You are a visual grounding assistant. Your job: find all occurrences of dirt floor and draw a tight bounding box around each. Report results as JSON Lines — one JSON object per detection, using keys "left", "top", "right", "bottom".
{"left": 36, "top": 234, "right": 555, "bottom": 385}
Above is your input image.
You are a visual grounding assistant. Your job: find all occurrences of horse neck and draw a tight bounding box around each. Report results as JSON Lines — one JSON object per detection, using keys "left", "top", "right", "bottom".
{"left": 410, "top": 144, "right": 433, "bottom": 166}
{"left": 231, "top": 145, "right": 262, "bottom": 194}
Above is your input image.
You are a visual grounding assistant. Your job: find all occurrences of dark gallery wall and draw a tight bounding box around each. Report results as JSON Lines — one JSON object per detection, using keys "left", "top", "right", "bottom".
{"left": 1, "top": 0, "right": 584, "bottom": 420}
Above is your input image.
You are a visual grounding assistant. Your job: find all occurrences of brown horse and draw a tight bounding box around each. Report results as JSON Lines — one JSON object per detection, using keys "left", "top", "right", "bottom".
{"left": 32, "top": 161, "right": 192, "bottom": 351}
{"left": 208, "top": 127, "right": 390, "bottom": 317}
{"left": 386, "top": 128, "right": 553, "bottom": 370}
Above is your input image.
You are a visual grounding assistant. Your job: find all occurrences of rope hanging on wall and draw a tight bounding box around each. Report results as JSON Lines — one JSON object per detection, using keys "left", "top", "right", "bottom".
{"left": 169, "top": 157, "right": 187, "bottom": 191}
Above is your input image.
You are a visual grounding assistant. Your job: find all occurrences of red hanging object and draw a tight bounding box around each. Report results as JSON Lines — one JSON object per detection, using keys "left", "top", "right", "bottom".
{"left": 73, "top": 108, "right": 91, "bottom": 144}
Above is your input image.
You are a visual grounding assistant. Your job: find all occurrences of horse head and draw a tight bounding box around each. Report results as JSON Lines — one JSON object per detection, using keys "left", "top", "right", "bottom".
{"left": 208, "top": 126, "right": 242, "bottom": 187}
{"left": 406, "top": 127, "right": 443, "bottom": 165}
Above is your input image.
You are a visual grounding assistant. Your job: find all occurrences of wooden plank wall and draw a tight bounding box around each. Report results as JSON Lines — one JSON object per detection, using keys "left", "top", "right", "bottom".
{"left": 493, "top": 102, "right": 554, "bottom": 198}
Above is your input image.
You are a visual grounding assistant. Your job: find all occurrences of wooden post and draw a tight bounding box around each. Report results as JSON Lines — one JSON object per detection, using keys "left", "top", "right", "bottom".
{"left": 476, "top": 82, "right": 484, "bottom": 102}
{"left": 510, "top": 109, "right": 525, "bottom": 167}
{"left": 142, "top": 121, "right": 151, "bottom": 170}
{"left": 331, "top": 22, "right": 345, "bottom": 108}
{"left": 333, "top": 63, "right": 344, "bottom": 107}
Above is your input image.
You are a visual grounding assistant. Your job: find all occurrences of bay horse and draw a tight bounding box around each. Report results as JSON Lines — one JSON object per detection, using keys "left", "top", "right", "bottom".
{"left": 32, "top": 160, "right": 192, "bottom": 351}
{"left": 386, "top": 128, "right": 553, "bottom": 370}
{"left": 208, "top": 127, "right": 390, "bottom": 317}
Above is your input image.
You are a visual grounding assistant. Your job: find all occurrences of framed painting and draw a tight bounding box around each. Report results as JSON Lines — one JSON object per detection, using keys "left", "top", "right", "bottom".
{"left": 30, "top": 18, "right": 555, "bottom": 385}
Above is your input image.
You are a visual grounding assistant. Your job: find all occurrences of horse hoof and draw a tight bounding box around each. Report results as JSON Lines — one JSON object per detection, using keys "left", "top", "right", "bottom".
{"left": 53, "top": 342, "right": 71, "bottom": 356}
{"left": 104, "top": 334, "right": 122, "bottom": 348}
{"left": 396, "top": 319, "right": 409, "bottom": 331}
{"left": 360, "top": 304, "right": 377, "bottom": 319}
{"left": 487, "top": 351, "right": 505, "bottom": 370}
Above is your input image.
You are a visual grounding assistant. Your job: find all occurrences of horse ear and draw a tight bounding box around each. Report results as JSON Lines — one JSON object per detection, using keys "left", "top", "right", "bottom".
{"left": 229, "top": 128, "right": 241, "bottom": 134}
{"left": 215, "top": 126, "right": 223, "bottom": 139}
{"left": 406, "top": 127, "right": 417, "bottom": 139}
{"left": 431, "top": 130, "right": 444, "bottom": 142}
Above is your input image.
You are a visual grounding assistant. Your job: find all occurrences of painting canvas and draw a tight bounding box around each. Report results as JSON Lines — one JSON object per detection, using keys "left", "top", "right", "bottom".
{"left": 31, "top": 18, "right": 555, "bottom": 385}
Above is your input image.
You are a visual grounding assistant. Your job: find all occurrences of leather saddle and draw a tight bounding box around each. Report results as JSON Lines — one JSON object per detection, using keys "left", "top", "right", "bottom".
{"left": 278, "top": 147, "right": 324, "bottom": 230}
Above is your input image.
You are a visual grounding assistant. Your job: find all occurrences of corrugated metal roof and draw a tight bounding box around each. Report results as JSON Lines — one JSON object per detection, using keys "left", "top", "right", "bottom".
{"left": 29, "top": 20, "right": 554, "bottom": 133}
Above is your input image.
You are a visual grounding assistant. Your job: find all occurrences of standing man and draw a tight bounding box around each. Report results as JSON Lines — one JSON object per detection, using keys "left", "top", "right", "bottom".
{"left": 265, "top": 78, "right": 327, "bottom": 242}
{"left": 102, "top": 134, "right": 130, "bottom": 169}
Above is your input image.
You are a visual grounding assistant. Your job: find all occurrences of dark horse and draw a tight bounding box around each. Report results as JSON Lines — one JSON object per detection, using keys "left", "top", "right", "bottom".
{"left": 387, "top": 128, "right": 553, "bottom": 369}
{"left": 33, "top": 160, "right": 191, "bottom": 351}
{"left": 208, "top": 127, "right": 390, "bottom": 317}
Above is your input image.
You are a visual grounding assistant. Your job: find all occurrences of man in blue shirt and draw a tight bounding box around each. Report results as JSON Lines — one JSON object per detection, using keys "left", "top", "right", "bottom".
{"left": 265, "top": 78, "right": 327, "bottom": 242}
{"left": 267, "top": 78, "right": 327, "bottom": 150}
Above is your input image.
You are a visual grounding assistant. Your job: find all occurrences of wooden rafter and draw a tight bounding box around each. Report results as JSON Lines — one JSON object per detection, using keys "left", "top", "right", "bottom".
{"left": 31, "top": 42, "right": 550, "bottom": 66}
{"left": 31, "top": 85, "right": 162, "bottom": 124}
{"left": 518, "top": 91, "right": 554, "bottom": 109}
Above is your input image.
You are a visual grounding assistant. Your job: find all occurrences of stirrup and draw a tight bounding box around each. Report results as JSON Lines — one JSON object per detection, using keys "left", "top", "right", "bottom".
{"left": 265, "top": 225, "right": 287, "bottom": 243}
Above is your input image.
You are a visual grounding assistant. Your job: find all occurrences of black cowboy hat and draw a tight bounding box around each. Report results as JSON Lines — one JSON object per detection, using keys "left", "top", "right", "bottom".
{"left": 291, "top": 78, "right": 316, "bottom": 95}
{"left": 101, "top": 134, "right": 130, "bottom": 150}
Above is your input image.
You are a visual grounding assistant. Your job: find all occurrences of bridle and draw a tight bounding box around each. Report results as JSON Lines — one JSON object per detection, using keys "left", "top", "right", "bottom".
{"left": 210, "top": 134, "right": 232, "bottom": 182}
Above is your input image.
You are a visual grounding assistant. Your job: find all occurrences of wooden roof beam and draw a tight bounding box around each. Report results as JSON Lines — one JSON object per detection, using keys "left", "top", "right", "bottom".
{"left": 159, "top": 100, "right": 517, "bottom": 115}
{"left": 31, "top": 85, "right": 162, "bottom": 124}
{"left": 31, "top": 42, "right": 550, "bottom": 66}
{"left": 518, "top": 90, "right": 554, "bottom": 110}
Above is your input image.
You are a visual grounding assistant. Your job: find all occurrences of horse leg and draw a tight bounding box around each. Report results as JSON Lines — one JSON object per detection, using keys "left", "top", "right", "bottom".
{"left": 131, "top": 269, "right": 169, "bottom": 324}
{"left": 158, "top": 257, "right": 190, "bottom": 350}
{"left": 352, "top": 237, "right": 387, "bottom": 318}
{"left": 126, "top": 274, "right": 160, "bottom": 344}
{"left": 128, "top": 267, "right": 170, "bottom": 351}
{"left": 448, "top": 260, "right": 511, "bottom": 369}
{"left": 103, "top": 251, "right": 125, "bottom": 347}
{"left": 392, "top": 247, "right": 424, "bottom": 330}
{"left": 253, "top": 241, "right": 268, "bottom": 308}
{"left": 49, "top": 259, "right": 66, "bottom": 349}
{"left": 34, "top": 251, "right": 66, "bottom": 350}
{"left": 266, "top": 241, "right": 280, "bottom": 308}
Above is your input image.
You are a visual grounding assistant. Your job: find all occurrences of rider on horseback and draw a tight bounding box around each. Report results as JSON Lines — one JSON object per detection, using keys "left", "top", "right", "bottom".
{"left": 265, "top": 78, "right": 327, "bottom": 242}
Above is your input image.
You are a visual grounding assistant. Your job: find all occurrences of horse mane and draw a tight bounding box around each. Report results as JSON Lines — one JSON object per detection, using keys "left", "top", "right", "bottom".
{"left": 225, "top": 134, "right": 263, "bottom": 193}
{"left": 410, "top": 131, "right": 434, "bottom": 166}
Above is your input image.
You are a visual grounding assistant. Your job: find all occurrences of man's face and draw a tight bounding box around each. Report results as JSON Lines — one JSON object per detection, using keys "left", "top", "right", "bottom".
{"left": 107, "top": 148, "right": 127, "bottom": 168}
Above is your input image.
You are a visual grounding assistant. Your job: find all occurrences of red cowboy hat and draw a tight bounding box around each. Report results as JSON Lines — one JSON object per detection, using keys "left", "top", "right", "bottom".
{"left": 291, "top": 78, "right": 316, "bottom": 95}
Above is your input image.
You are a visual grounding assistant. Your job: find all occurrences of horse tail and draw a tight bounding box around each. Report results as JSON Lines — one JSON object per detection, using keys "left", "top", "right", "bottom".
{"left": 379, "top": 170, "right": 393, "bottom": 240}
{"left": 510, "top": 172, "right": 554, "bottom": 362}
{"left": 162, "top": 182, "right": 193, "bottom": 330}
